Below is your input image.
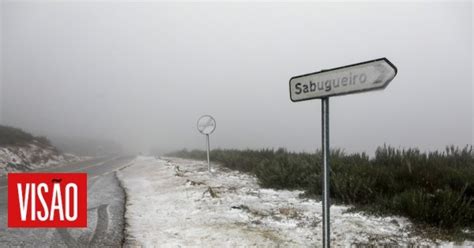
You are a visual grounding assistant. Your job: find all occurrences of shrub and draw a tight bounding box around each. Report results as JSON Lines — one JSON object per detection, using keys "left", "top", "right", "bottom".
{"left": 0, "top": 125, "right": 53, "bottom": 146}
{"left": 167, "top": 145, "right": 474, "bottom": 231}
{"left": 391, "top": 188, "right": 473, "bottom": 229}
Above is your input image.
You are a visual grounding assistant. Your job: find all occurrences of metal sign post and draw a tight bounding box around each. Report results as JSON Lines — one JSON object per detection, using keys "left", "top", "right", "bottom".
{"left": 289, "top": 58, "right": 397, "bottom": 248}
{"left": 321, "top": 97, "right": 330, "bottom": 247}
{"left": 197, "top": 115, "right": 216, "bottom": 173}
{"left": 206, "top": 134, "right": 210, "bottom": 172}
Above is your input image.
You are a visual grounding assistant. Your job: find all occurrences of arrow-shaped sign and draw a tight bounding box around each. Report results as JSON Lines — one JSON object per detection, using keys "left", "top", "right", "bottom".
{"left": 289, "top": 58, "right": 397, "bottom": 102}
{"left": 288, "top": 58, "right": 398, "bottom": 248}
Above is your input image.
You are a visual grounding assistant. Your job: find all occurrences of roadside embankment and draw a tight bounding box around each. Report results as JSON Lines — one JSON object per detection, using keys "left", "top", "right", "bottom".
{"left": 117, "top": 156, "right": 471, "bottom": 246}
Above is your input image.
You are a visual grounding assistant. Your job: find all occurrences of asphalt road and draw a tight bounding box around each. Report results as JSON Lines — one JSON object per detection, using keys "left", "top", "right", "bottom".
{"left": 0, "top": 155, "right": 134, "bottom": 247}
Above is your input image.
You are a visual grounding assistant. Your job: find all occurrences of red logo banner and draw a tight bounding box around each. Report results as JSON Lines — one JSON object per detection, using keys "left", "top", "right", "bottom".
{"left": 8, "top": 173, "right": 87, "bottom": 228}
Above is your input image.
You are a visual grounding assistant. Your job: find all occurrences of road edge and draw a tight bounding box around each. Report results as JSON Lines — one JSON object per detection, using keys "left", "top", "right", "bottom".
{"left": 115, "top": 164, "right": 141, "bottom": 247}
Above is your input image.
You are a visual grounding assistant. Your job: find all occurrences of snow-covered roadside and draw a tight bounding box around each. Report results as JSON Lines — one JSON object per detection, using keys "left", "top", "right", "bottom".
{"left": 0, "top": 143, "right": 82, "bottom": 175}
{"left": 118, "top": 156, "right": 472, "bottom": 247}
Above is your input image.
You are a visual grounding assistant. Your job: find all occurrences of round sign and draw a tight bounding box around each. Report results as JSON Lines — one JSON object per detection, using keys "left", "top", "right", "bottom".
{"left": 197, "top": 115, "right": 216, "bottom": 135}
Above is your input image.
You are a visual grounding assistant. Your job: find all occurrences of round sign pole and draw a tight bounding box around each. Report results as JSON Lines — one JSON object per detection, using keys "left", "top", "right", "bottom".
{"left": 206, "top": 134, "right": 210, "bottom": 173}
{"left": 197, "top": 115, "right": 216, "bottom": 174}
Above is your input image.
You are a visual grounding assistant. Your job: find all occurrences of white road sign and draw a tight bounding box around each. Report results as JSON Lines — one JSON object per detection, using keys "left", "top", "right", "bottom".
{"left": 289, "top": 57, "right": 398, "bottom": 248}
{"left": 289, "top": 58, "right": 397, "bottom": 102}
{"left": 197, "top": 115, "right": 216, "bottom": 135}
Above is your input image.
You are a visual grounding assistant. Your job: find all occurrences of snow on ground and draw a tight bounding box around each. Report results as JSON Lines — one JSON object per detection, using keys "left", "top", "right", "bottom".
{"left": 118, "top": 156, "right": 472, "bottom": 247}
{"left": 0, "top": 143, "right": 81, "bottom": 175}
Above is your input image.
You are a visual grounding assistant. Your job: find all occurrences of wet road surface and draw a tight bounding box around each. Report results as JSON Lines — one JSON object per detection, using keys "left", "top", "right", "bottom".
{"left": 0, "top": 155, "right": 134, "bottom": 247}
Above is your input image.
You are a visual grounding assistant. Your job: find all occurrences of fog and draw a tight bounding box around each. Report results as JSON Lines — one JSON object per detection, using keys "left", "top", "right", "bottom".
{"left": 1, "top": 1, "right": 472, "bottom": 155}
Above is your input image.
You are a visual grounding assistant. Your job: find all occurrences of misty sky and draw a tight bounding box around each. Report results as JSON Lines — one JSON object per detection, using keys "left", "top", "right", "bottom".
{"left": 1, "top": 1, "right": 473, "bottom": 154}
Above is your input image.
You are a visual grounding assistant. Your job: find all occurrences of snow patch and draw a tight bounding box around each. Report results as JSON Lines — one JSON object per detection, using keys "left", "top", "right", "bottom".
{"left": 118, "top": 157, "right": 473, "bottom": 247}
{"left": 0, "top": 144, "right": 82, "bottom": 175}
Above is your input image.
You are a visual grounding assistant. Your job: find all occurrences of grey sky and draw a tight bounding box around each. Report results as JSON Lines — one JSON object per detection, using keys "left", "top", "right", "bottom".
{"left": 1, "top": 1, "right": 472, "bottom": 154}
